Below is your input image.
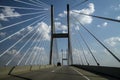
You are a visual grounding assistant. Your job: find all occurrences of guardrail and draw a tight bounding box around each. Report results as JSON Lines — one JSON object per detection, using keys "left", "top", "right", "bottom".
{"left": 0, "top": 65, "right": 54, "bottom": 78}
{"left": 73, "top": 65, "right": 120, "bottom": 79}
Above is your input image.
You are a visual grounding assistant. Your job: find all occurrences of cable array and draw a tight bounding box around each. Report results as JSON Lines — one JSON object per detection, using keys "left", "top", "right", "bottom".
{"left": 0, "top": 0, "right": 51, "bottom": 66}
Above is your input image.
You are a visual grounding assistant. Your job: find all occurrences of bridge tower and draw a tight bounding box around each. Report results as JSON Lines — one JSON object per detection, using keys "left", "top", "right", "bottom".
{"left": 49, "top": 4, "right": 73, "bottom": 65}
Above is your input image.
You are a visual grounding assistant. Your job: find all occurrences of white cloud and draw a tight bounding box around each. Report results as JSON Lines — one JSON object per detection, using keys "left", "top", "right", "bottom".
{"left": 0, "top": 13, "right": 8, "bottom": 21}
{"left": 32, "top": 46, "right": 49, "bottom": 64}
{"left": 43, "top": 8, "right": 49, "bottom": 11}
{"left": 3, "top": 7, "right": 21, "bottom": 17}
{"left": 103, "top": 49, "right": 111, "bottom": 55}
{"left": 0, "top": 32, "right": 6, "bottom": 37}
{"left": 58, "top": 3, "right": 95, "bottom": 25}
{"left": 72, "top": 3, "right": 95, "bottom": 25}
{"left": 33, "top": 46, "right": 44, "bottom": 51}
{"left": 97, "top": 22, "right": 108, "bottom": 27}
{"left": 62, "top": 30, "right": 67, "bottom": 33}
{"left": 97, "top": 25, "right": 101, "bottom": 27}
{"left": 37, "top": 22, "right": 50, "bottom": 41}
{"left": 75, "top": 25, "right": 80, "bottom": 30}
{"left": 8, "top": 26, "right": 33, "bottom": 41}
{"left": 116, "top": 16, "right": 120, "bottom": 20}
{"left": 27, "top": 26, "right": 33, "bottom": 31}
{"left": 55, "top": 22, "right": 61, "bottom": 26}
{"left": 72, "top": 49, "right": 84, "bottom": 64}
{"left": 111, "top": 4, "right": 120, "bottom": 11}
{"left": 58, "top": 11, "right": 67, "bottom": 17}
{"left": 10, "top": 22, "right": 50, "bottom": 41}
{"left": 0, "top": 7, "right": 21, "bottom": 21}
{"left": 7, "top": 49, "right": 17, "bottom": 55}
{"left": 16, "top": 26, "right": 33, "bottom": 36}
{"left": 103, "top": 22, "right": 108, "bottom": 27}
{"left": 55, "top": 18, "right": 59, "bottom": 21}
{"left": 72, "top": 3, "right": 95, "bottom": 15}
{"left": 72, "top": 48, "right": 93, "bottom": 65}
{"left": 13, "top": 26, "right": 32, "bottom": 37}
{"left": 58, "top": 13, "right": 65, "bottom": 17}
{"left": 104, "top": 37, "right": 120, "bottom": 47}
{"left": 59, "top": 48, "right": 120, "bottom": 67}
{"left": 55, "top": 22, "right": 67, "bottom": 31}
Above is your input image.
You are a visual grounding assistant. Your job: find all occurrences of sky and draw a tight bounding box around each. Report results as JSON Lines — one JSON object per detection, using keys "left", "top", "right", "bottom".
{"left": 0, "top": 0, "right": 120, "bottom": 67}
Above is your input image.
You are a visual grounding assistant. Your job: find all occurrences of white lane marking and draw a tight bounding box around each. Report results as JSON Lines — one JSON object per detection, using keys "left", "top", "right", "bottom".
{"left": 71, "top": 67, "right": 90, "bottom": 80}
{"left": 51, "top": 66, "right": 62, "bottom": 73}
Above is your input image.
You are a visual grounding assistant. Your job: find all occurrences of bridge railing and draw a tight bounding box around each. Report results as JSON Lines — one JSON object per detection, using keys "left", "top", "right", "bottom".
{"left": 0, "top": 65, "right": 55, "bottom": 78}
{"left": 73, "top": 65, "right": 120, "bottom": 79}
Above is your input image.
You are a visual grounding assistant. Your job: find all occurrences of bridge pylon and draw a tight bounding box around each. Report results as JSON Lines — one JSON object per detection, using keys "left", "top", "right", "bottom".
{"left": 49, "top": 4, "right": 73, "bottom": 65}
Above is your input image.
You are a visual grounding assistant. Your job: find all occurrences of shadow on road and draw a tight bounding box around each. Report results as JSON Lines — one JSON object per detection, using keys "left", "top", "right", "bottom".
{"left": 9, "top": 74, "right": 32, "bottom": 80}
{"left": 8, "top": 66, "right": 32, "bottom": 80}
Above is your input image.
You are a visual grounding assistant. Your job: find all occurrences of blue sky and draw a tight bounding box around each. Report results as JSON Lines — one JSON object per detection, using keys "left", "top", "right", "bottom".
{"left": 0, "top": 0, "right": 120, "bottom": 67}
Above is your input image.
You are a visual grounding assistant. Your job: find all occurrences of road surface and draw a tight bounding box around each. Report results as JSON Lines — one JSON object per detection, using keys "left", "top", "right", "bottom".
{"left": 0, "top": 66, "right": 118, "bottom": 80}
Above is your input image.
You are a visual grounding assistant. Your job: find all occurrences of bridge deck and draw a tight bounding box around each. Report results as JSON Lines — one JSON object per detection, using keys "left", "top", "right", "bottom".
{"left": 1, "top": 66, "right": 118, "bottom": 80}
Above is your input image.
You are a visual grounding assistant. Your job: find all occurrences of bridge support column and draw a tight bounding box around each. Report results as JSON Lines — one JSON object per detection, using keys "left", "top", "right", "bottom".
{"left": 67, "top": 4, "right": 73, "bottom": 65}
{"left": 49, "top": 4, "right": 73, "bottom": 65}
{"left": 49, "top": 5, "right": 54, "bottom": 65}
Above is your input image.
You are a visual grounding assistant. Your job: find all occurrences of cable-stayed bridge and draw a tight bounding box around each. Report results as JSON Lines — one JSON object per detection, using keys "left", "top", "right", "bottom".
{"left": 0, "top": 0, "right": 120, "bottom": 80}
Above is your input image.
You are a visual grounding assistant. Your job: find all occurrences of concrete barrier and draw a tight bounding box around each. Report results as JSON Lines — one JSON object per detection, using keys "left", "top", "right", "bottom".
{"left": 0, "top": 65, "right": 54, "bottom": 78}
{"left": 12, "top": 66, "right": 30, "bottom": 74}
{"left": 73, "top": 65, "right": 120, "bottom": 79}
{"left": 30, "top": 65, "right": 39, "bottom": 71}
{"left": 0, "top": 66, "right": 11, "bottom": 76}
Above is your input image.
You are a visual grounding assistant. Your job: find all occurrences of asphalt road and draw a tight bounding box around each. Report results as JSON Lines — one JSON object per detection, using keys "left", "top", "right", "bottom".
{"left": 0, "top": 66, "right": 118, "bottom": 80}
